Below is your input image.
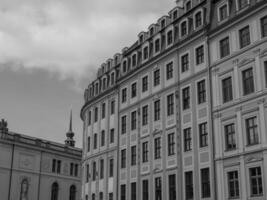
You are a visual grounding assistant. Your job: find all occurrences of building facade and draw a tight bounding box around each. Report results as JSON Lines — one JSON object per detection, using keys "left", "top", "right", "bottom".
{"left": 0, "top": 118, "right": 82, "bottom": 200}
{"left": 80, "top": 0, "right": 267, "bottom": 200}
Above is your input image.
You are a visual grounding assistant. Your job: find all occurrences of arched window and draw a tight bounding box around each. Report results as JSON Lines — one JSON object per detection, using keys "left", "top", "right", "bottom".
{"left": 69, "top": 185, "right": 76, "bottom": 200}
{"left": 51, "top": 182, "right": 59, "bottom": 200}
{"left": 20, "top": 179, "right": 29, "bottom": 200}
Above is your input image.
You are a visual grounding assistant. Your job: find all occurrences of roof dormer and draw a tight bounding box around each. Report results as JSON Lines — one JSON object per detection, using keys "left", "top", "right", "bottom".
{"left": 138, "top": 32, "right": 146, "bottom": 44}
{"left": 148, "top": 24, "right": 158, "bottom": 37}
{"left": 113, "top": 53, "right": 121, "bottom": 66}
{"left": 158, "top": 16, "right": 169, "bottom": 30}
{"left": 106, "top": 58, "right": 113, "bottom": 71}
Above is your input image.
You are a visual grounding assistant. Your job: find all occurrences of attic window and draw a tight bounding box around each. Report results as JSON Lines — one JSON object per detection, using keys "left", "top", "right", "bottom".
{"left": 150, "top": 27, "right": 154, "bottom": 36}
{"left": 186, "top": 1, "right": 191, "bottom": 11}
{"left": 161, "top": 19, "right": 166, "bottom": 28}
{"left": 173, "top": 10, "right": 178, "bottom": 20}
{"left": 123, "top": 60, "right": 127, "bottom": 73}
{"left": 139, "top": 35, "right": 144, "bottom": 43}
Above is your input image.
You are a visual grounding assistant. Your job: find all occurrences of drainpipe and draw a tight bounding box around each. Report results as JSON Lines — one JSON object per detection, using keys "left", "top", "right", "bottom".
{"left": 37, "top": 150, "right": 43, "bottom": 200}
{"left": 8, "top": 143, "right": 15, "bottom": 200}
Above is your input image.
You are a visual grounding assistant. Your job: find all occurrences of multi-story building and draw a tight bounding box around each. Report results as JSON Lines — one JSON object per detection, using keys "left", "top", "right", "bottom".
{"left": 0, "top": 117, "right": 82, "bottom": 200}
{"left": 81, "top": 0, "right": 267, "bottom": 200}
{"left": 209, "top": 0, "right": 267, "bottom": 199}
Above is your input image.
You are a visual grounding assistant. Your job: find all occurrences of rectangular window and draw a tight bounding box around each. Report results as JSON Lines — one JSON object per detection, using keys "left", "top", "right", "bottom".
{"left": 142, "top": 105, "right": 148, "bottom": 126}
{"left": 166, "top": 62, "right": 173, "bottom": 80}
{"left": 183, "top": 87, "right": 190, "bottom": 110}
{"left": 239, "top": 26, "right": 250, "bottom": 48}
{"left": 201, "top": 168, "right": 210, "bottom": 198}
{"left": 121, "top": 149, "right": 126, "bottom": 168}
{"left": 169, "top": 174, "right": 176, "bottom": 200}
{"left": 219, "top": 4, "right": 228, "bottom": 21}
{"left": 93, "top": 133, "right": 97, "bottom": 149}
{"left": 111, "top": 100, "right": 115, "bottom": 115}
{"left": 100, "top": 159, "right": 104, "bottom": 179}
{"left": 154, "top": 69, "right": 160, "bottom": 86}
{"left": 181, "top": 53, "right": 189, "bottom": 72}
{"left": 131, "top": 83, "right": 137, "bottom": 98}
{"left": 102, "top": 103, "right": 105, "bottom": 119}
{"left": 101, "top": 130, "right": 105, "bottom": 146}
{"left": 132, "top": 54, "right": 137, "bottom": 67}
{"left": 185, "top": 171, "right": 193, "bottom": 200}
{"left": 110, "top": 129, "right": 114, "bottom": 144}
{"left": 246, "top": 116, "right": 258, "bottom": 145}
{"left": 261, "top": 16, "right": 267, "bottom": 38}
{"left": 199, "top": 122, "right": 208, "bottom": 148}
{"left": 121, "top": 116, "right": 127, "bottom": 135}
{"left": 86, "top": 164, "right": 89, "bottom": 182}
{"left": 155, "top": 39, "right": 160, "bottom": 53}
{"left": 238, "top": 0, "right": 248, "bottom": 10}
{"left": 195, "top": 12, "right": 202, "bottom": 28}
{"left": 131, "top": 111, "right": 137, "bottom": 130}
{"left": 196, "top": 45, "right": 204, "bottom": 65}
{"left": 92, "top": 162, "right": 96, "bottom": 181}
{"left": 88, "top": 111, "right": 91, "bottom": 125}
{"left": 167, "top": 30, "right": 173, "bottom": 45}
{"left": 109, "top": 193, "right": 113, "bottom": 200}
{"left": 154, "top": 100, "right": 161, "bottom": 121}
{"left": 220, "top": 37, "right": 230, "bottom": 58}
{"left": 121, "top": 184, "right": 126, "bottom": 200}
{"left": 142, "top": 76, "right": 148, "bottom": 92}
{"left": 87, "top": 137, "right": 90, "bottom": 152}
{"left": 168, "top": 133, "right": 175, "bottom": 156}
{"left": 264, "top": 61, "right": 267, "bottom": 87}
{"left": 155, "top": 177, "right": 162, "bottom": 200}
{"left": 131, "top": 182, "right": 137, "bottom": 200}
{"left": 167, "top": 94, "right": 174, "bottom": 116}
{"left": 131, "top": 146, "right": 137, "bottom": 166}
{"left": 225, "top": 123, "right": 236, "bottom": 150}
{"left": 142, "top": 142, "right": 149, "bottom": 162}
{"left": 222, "top": 77, "right": 233, "bottom": 103}
{"left": 109, "top": 158, "right": 114, "bottom": 177}
{"left": 228, "top": 171, "right": 239, "bottom": 198}
{"left": 52, "top": 159, "right": 56, "bottom": 173}
{"left": 94, "top": 107, "right": 98, "bottom": 122}
{"left": 142, "top": 180, "right": 149, "bottom": 200}
{"left": 242, "top": 68, "right": 254, "bottom": 95}
{"left": 181, "top": 21, "right": 187, "bottom": 37}
{"left": 197, "top": 80, "right": 206, "bottom": 104}
{"left": 143, "top": 46, "right": 149, "bottom": 60}
{"left": 122, "top": 88, "right": 127, "bottom": 103}
{"left": 249, "top": 167, "right": 263, "bottom": 196}
{"left": 154, "top": 137, "right": 161, "bottom": 159}
{"left": 184, "top": 128, "right": 192, "bottom": 152}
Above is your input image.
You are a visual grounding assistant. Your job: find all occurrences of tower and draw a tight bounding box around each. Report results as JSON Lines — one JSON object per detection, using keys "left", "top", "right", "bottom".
{"left": 65, "top": 110, "right": 75, "bottom": 147}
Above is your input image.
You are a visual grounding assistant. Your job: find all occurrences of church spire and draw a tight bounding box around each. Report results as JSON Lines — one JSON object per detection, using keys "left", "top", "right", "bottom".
{"left": 65, "top": 110, "right": 75, "bottom": 147}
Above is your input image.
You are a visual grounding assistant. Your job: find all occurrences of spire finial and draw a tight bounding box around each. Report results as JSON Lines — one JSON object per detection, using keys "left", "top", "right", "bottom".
{"left": 69, "top": 109, "right": 72, "bottom": 132}
{"left": 65, "top": 109, "right": 75, "bottom": 147}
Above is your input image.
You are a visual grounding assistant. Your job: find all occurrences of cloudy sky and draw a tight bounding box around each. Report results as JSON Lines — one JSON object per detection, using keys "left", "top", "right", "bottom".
{"left": 0, "top": 0, "right": 175, "bottom": 147}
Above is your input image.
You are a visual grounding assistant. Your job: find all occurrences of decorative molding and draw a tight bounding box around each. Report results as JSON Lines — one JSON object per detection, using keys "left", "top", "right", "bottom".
{"left": 260, "top": 48, "right": 267, "bottom": 57}
{"left": 232, "top": 58, "right": 239, "bottom": 65}
{"left": 237, "top": 58, "right": 255, "bottom": 67}
{"left": 253, "top": 48, "right": 261, "bottom": 55}
{"left": 235, "top": 106, "right": 242, "bottom": 112}
{"left": 257, "top": 98, "right": 265, "bottom": 105}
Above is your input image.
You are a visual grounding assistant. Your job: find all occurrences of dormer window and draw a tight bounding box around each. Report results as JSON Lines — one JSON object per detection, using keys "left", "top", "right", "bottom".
{"left": 143, "top": 46, "right": 149, "bottom": 60}
{"left": 150, "top": 27, "right": 154, "bottom": 36}
{"left": 181, "top": 21, "right": 187, "bottom": 37}
{"left": 107, "top": 62, "right": 111, "bottom": 70}
{"left": 132, "top": 54, "right": 137, "bottom": 67}
{"left": 123, "top": 60, "right": 127, "bottom": 73}
{"left": 167, "top": 30, "right": 173, "bottom": 46}
{"left": 95, "top": 83, "right": 99, "bottom": 95}
{"left": 238, "top": 0, "right": 249, "bottom": 10}
{"left": 111, "top": 73, "right": 115, "bottom": 85}
{"left": 218, "top": 4, "right": 228, "bottom": 22}
{"left": 173, "top": 10, "right": 178, "bottom": 20}
{"left": 102, "top": 78, "right": 106, "bottom": 90}
{"left": 139, "top": 35, "right": 144, "bottom": 43}
{"left": 195, "top": 11, "right": 202, "bottom": 29}
{"left": 115, "top": 57, "right": 118, "bottom": 65}
{"left": 185, "top": 1, "right": 191, "bottom": 11}
{"left": 155, "top": 39, "right": 160, "bottom": 53}
{"left": 102, "top": 66, "right": 105, "bottom": 74}
{"left": 161, "top": 19, "right": 166, "bottom": 29}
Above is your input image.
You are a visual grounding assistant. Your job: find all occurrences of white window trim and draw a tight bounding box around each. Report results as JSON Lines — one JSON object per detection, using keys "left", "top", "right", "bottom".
{"left": 131, "top": 52, "right": 138, "bottom": 68}
{"left": 180, "top": 19, "right": 189, "bottom": 38}
{"left": 194, "top": 42, "right": 206, "bottom": 66}
{"left": 166, "top": 26, "right": 174, "bottom": 48}
{"left": 142, "top": 43, "right": 150, "bottom": 62}
{"left": 153, "top": 35, "right": 161, "bottom": 56}
{"left": 193, "top": 8, "right": 204, "bottom": 30}
{"left": 217, "top": 1, "right": 229, "bottom": 23}
{"left": 180, "top": 51, "right": 190, "bottom": 74}
{"left": 235, "top": 0, "right": 250, "bottom": 11}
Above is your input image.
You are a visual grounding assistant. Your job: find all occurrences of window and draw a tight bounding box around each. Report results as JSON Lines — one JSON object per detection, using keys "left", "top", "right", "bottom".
{"left": 122, "top": 88, "right": 127, "bottom": 103}
{"left": 195, "top": 11, "right": 202, "bottom": 28}
{"left": 52, "top": 159, "right": 61, "bottom": 174}
{"left": 142, "top": 76, "right": 148, "bottom": 92}
{"left": 94, "top": 107, "right": 98, "bottom": 122}
{"left": 143, "top": 46, "right": 149, "bottom": 60}
{"left": 154, "top": 137, "right": 161, "bottom": 159}
{"left": 201, "top": 168, "right": 210, "bottom": 198}
{"left": 265, "top": 61, "right": 267, "bottom": 87}
{"left": 74, "top": 164, "right": 78, "bottom": 177}
{"left": 121, "top": 184, "right": 126, "bottom": 200}
{"left": 100, "top": 159, "right": 104, "bottom": 179}
{"left": 239, "top": 26, "right": 250, "bottom": 48}
{"left": 219, "top": 4, "right": 228, "bottom": 21}
{"left": 20, "top": 179, "right": 29, "bottom": 200}
{"left": 154, "top": 69, "right": 160, "bottom": 86}
{"left": 121, "top": 149, "right": 126, "bottom": 168}
{"left": 51, "top": 182, "right": 59, "bottom": 200}
{"left": 142, "top": 180, "right": 149, "bottom": 200}
{"left": 185, "top": 1, "right": 191, "bottom": 11}
{"left": 220, "top": 37, "right": 230, "bottom": 58}
{"left": 155, "top": 39, "right": 160, "bottom": 53}
{"left": 142, "top": 105, "right": 148, "bottom": 126}
{"left": 161, "top": 19, "right": 165, "bottom": 28}
{"left": 88, "top": 111, "right": 91, "bottom": 125}
{"left": 181, "top": 54, "right": 189, "bottom": 72}
{"left": 167, "top": 94, "right": 174, "bottom": 116}
{"left": 131, "top": 182, "right": 137, "bottom": 200}
{"left": 185, "top": 171, "right": 193, "bottom": 200}
{"left": 93, "top": 133, "right": 97, "bottom": 149}
{"left": 123, "top": 61, "right": 127, "bottom": 73}
{"left": 249, "top": 167, "right": 263, "bottom": 196}
{"left": 166, "top": 62, "right": 173, "bottom": 80}
{"left": 86, "top": 164, "right": 89, "bottom": 182}
{"left": 197, "top": 80, "right": 206, "bottom": 104}
{"left": 246, "top": 116, "right": 258, "bottom": 145}
{"left": 110, "top": 129, "right": 114, "bottom": 144}
{"left": 167, "top": 30, "right": 173, "bottom": 45}
{"left": 222, "top": 77, "right": 233, "bottom": 103}
{"left": 154, "top": 100, "right": 161, "bottom": 121}
{"left": 184, "top": 128, "right": 192, "bottom": 152}
{"left": 169, "top": 175, "right": 176, "bottom": 200}
{"left": 261, "top": 16, "right": 267, "bottom": 38}
{"left": 101, "top": 103, "right": 105, "bottom": 119}
{"left": 131, "top": 146, "right": 137, "bottom": 166}
{"left": 111, "top": 100, "right": 115, "bottom": 115}
{"left": 85, "top": 195, "right": 88, "bottom": 200}
{"left": 242, "top": 68, "right": 254, "bottom": 95}
{"left": 70, "top": 163, "right": 74, "bottom": 176}
{"left": 173, "top": 10, "right": 178, "bottom": 20}
{"left": 111, "top": 73, "right": 115, "bottom": 85}
{"left": 101, "top": 130, "right": 105, "bottom": 146}
{"left": 121, "top": 116, "right": 127, "bottom": 134}
{"left": 99, "top": 192, "right": 103, "bottom": 200}
{"left": 238, "top": 0, "right": 249, "bottom": 10}
{"left": 92, "top": 194, "right": 95, "bottom": 200}
{"left": 225, "top": 123, "right": 236, "bottom": 150}
{"left": 92, "top": 162, "right": 96, "bottom": 181}
{"left": 87, "top": 137, "right": 90, "bottom": 152}
{"left": 155, "top": 177, "right": 162, "bottom": 200}
{"left": 199, "top": 122, "right": 208, "bottom": 147}
{"left": 182, "top": 87, "right": 190, "bottom": 110}
{"left": 109, "top": 158, "right": 114, "bottom": 177}
{"left": 131, "top": 111, "right": 137, "bottom": 130}
{"left": 181, "top": 21, "right": 187, "bottom": 37}
{"left": 109, "top": 193, "right": 113, "bottom": 200}
{"left": 228, "top": 171, "right": 239, "bottom": 198}
{"left": 142, "top": 142, "right": 149, "bottom": 162}
{"left": 132, "top": 54, "right": 137, "bottom": 67}
{"left": 102, "top": 78, "right": 106, "bottom": 90}
{"left": 131, "top": 83, "right": 137, "bottom": 98}
{"left": 196, "top": 45, "right": 204, "bottom": 65}
{"left": 150, "top": 27, "right": 154, "bottom": 36}
{"left": 168, "top": 133, "right": 175, "bottom": 156}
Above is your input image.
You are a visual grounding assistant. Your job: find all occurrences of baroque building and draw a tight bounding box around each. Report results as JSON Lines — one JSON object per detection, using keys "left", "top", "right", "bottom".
{"left": 80, "top": 0, "right": 267, "bottom": 200}
{"left": 0, "top": 115, "right": 82, "bottom": 200}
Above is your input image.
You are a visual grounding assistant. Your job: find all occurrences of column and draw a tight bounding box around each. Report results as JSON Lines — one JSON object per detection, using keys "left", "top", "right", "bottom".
{"left": 258, "top": 99, "right": 267, "bottom": 147}
{"left": 240, "top": 156, "right": 247, "bottom": 199}
{"left": 254, "top": 49, "right": 263, "bottom": 92}
{"left": 233, "top": 59, "right": 240, "bottom": 100}
{"left": 236, "top": 107, "right": 244, "bottom": 153}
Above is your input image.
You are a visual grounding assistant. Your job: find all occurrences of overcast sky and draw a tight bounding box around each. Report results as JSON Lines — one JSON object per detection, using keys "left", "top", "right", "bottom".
{"left": 0, "top": 0, "right": 175, "bottom": 148}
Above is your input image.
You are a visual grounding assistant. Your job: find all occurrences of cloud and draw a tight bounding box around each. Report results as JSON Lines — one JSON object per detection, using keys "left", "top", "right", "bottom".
{"left": 0, "top": 0, "right": 174, "bottom": 86}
